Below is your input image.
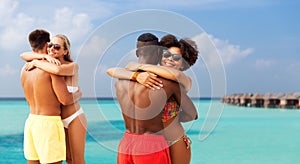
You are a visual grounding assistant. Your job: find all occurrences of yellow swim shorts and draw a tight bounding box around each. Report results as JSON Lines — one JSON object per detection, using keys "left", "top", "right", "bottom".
{"left": 24, "top": 114, "right": 66, "bottom": 163}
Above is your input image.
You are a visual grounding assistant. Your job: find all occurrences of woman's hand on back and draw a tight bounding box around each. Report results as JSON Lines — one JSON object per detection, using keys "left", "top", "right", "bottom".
{"left": 137, "top": 72, "right": 163, "bottom": 90}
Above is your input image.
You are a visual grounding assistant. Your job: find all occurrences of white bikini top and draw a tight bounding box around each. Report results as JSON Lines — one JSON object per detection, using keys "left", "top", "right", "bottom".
{"left": 67, "top": 86, "right": 79, "bottom": 93}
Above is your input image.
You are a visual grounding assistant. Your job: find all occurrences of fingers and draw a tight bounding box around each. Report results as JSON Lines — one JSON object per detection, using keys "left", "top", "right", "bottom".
{"left": 145, "top": 73, "right": 163, "bottom": 90}
{"left": 148, "top": 75, "right": 163, "bottom": 87}
{"left": 147, "top": 79, "right": 162, "bottom": 90}
{"left": 24, "top": 63, "right": 35, "bottom": 71}
{"left": 53, "top": 59, "right": 61, "bottom": 65}
{"left": 24, "top": 63, "right": 29, "bottom": 71}
{"left": 49, "top": 58, "right": 61, "bottom": 65}
{"left": 45, "top": 56, "right": 61, "bottom": 65}
{"left": 137, "top": 72, "right": 163, "bottom": 90}
{"left": 145, "top": 78, "right": 163, "bottom": 90}
{"left": 141, "top": 77, "right": 160, "bottom": 90}
{"left": 144, "top": 83, "right": 155, "bottom": 90}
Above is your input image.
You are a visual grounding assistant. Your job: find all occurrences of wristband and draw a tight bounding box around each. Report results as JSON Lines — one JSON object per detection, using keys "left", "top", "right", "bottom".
{"left": 131, "top": 72, "right": 140, "bottom": 81}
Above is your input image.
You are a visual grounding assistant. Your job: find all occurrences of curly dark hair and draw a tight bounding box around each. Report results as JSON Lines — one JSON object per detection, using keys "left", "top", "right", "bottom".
{"left": 160, "top": 34, "right": 198, "bottom": 71}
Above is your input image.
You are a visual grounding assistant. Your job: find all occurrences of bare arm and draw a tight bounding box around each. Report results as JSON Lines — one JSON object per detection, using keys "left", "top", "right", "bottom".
{"left": 106, "top": 67, "right": 135, "bottom": 80}
{"left": 126, "top": 62, "right": 192, "bottom": 92}
{"left": 26, "top": 60, "right": 78, "bottom": 76}
{"left": 161, "top": 79, "right": 198, "bottom": 123}
{"left": 20, "top": 52, "right": 61, "bottom": 65}
{"left": 177, "top": 95, "right": 198, "bottom": 122}
{"left": 50, "top": 74, "right": 82, "bottom": 105}
{"left": 167, "top": 81, "right": 197, "bottom": 122}
{"left": 106, "top": 67, "right": 162, "bottom": 89}
{"left": 20, "top": 52, "right": 46, "bottom": 61}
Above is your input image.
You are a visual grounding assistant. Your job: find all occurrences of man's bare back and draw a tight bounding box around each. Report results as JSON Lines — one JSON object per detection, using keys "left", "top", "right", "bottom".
{"left": 115, "top": 77, "right": 185, "bottom": 134}
{"left": 21, "top": 67, "right": 80, "bottom": 116}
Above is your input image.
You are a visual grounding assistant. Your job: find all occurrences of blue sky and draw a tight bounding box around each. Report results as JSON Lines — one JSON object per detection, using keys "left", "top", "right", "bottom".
{"left": 0, "top": 0, "right": 299, "bottom": 98}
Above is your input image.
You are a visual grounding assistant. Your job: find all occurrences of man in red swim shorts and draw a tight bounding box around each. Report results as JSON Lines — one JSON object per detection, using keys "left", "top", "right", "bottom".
{"left": 113, "top": 33, "right": 195, "bottom": 164}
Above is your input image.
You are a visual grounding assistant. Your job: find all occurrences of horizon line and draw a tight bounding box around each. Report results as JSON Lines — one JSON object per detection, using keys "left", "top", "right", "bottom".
{"left": 0, "top": 97, "right": 221, "bottom": 101}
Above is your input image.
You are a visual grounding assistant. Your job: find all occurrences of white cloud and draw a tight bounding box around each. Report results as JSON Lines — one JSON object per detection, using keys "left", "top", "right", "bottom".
{"left": 78, "top": 35, "right": 108, "bottom": 58}
{"left": 49, "top": 7, "right": 93, "bottom": 42}
{"left": 119, "top": 0, "right": 276, "bottom": 10}
{"left": 0, "top": 13, "right": 34, "bottom": 50}
{"left": 0, "top": 0, "right": 18, "bottom": 26}
{"left": 193, "top": 33, "right": 254, "bottom": 66}
{"left": 0, "top": 64, "right": 18, "bottom": 76}
{"left": 255, "top": 59, "right": 275, "bottom": 69}
{"left": 0, "top": 4, "right": 94, "bottom": 53}
{"left": 0, "top": 0, "right": 34, "bottom": 51}
{"left": 213, "top": 37, "right": 254, "bottom": 64}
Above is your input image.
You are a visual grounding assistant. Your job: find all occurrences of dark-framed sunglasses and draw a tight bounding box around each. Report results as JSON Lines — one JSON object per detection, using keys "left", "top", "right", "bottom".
{"left": 47, "top": 42, "right": 61, "bottom": 50}
{"left": 162, "top": 50, "right": 183, "bottom": 61}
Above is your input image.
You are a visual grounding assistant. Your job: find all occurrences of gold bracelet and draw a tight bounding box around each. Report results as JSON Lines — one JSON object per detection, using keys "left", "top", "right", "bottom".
{"left": 131, "top": 72, "right": 140, "bottom": 81}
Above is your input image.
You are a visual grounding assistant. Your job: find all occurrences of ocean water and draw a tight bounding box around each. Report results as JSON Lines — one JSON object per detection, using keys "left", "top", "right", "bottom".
{"left": 1, "top": 99, "right": 300, "bottom": 164}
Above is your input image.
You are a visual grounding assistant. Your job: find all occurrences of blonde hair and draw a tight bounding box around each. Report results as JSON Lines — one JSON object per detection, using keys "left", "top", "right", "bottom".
{"left": 54, "top": 34, "right": 73, "bottom": 62}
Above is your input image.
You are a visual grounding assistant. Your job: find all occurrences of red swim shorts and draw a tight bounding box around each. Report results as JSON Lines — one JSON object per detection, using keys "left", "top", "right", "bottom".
{"left": 117, "top": 132, "right": 171, "bottom": 164}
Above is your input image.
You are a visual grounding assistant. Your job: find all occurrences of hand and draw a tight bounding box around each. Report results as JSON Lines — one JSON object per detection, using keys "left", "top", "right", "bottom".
{"left": 137, "top": 72, "right": 163, "bottom": 90}
{"left": 44, "top": 55, "right": 61, "bottom": 65}
{"left": 24, "top": 60, "right": 36, "bottom": 71}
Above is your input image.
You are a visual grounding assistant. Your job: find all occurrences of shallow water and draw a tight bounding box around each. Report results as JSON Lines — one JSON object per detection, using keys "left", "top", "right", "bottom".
{"left": 1, "top": 99, "right": 300, "bottom": 163}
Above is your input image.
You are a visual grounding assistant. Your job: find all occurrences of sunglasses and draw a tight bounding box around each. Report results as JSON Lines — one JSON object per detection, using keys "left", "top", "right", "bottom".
{"left": 162, "top": 50, "right": 183, "bottom": 61}
{"left": 47, "top": 42, "right": 61, "bottom": 50}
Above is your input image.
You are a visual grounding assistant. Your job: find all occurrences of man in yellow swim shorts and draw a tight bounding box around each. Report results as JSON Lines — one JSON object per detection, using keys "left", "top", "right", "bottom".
{"left": 20, "top": 29, "right": 82, "bottom": 164}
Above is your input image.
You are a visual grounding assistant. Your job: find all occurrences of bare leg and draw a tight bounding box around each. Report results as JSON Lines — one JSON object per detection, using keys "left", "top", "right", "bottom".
{"left": 49, "top": 161, "right": 63, "bottom": 164}
{"left": 65, "top": 129, "right": 72, "bottom": 164}
{"left": 169, "top": 139, "right": 191, "bottom": 164}
{"left": 68, "top": 114, "right": 87, "bottom": 164}
{"left": 28, "top": 160, "right": 40, "bottom": 164}
{"left": 28, "top": 160, "right": 62, "bottom": 164}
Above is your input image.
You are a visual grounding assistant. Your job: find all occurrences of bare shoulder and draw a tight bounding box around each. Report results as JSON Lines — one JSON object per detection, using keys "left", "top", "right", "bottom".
{"left": 67, "top": 61, "right": 78, "bottom": 69}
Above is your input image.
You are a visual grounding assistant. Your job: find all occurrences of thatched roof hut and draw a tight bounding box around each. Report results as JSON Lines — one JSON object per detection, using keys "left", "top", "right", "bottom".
{"left": 265, "top": 93, "right": 285, "bottom": 108}
{"left": 233, "top": 94, "right": 243, "bottom": 105}
{"left": 250, "top": 93, "right": 264, "bottom": 107}
{"left": 239, "top": 93, "right": 253, "bottom": 107}
{"left": 280, "top": 93, "right": 300, "bottom": 109}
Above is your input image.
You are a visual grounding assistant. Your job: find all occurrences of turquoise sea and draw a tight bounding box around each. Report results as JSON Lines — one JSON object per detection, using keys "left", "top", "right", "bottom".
{"left": 1, "top": 99, "right": 300, "bottom": 164}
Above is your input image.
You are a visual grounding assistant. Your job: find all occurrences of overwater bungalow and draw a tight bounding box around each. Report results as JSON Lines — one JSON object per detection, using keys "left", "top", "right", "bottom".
{"left": 297, "top": 95, "right": 300, "bottom": 109}
{"left": 250, "top": 93, "right": 264, "bottom": 107}
{"left": 229, "top": 95, "right": 236, "bottom": 104}
{"left": 263, "top": 93, "right": 272, "bottom": 108}
{"left": 225, "top": 95, "right": 231, "bottom": 104}
{"left": 223, "top": 92, "right": 300, "bottom": 109}
{"left": 225, "top": 95, "right": 232, "bottom": 104}
{"left": 264, "top": 93, "right": 285, "bottom": 108}
{"left": 239, "top": 93, "right": 253, "bottom": 107}
{"left": 279, "top": 93, "right": 300, "bottom": 109}
{"left": 238, "top": 94, "right": 246, "bottom": 106}
{"left": 233, "top": 94, "right": 243, "bottom": 105}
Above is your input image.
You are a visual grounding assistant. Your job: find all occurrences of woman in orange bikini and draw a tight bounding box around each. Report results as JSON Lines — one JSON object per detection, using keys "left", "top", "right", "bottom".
{"left": 21, "top": 34, "right": 87, "bottom": 164}
{"left": 107, "top": 34, "right": 198, "bottom": 164}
